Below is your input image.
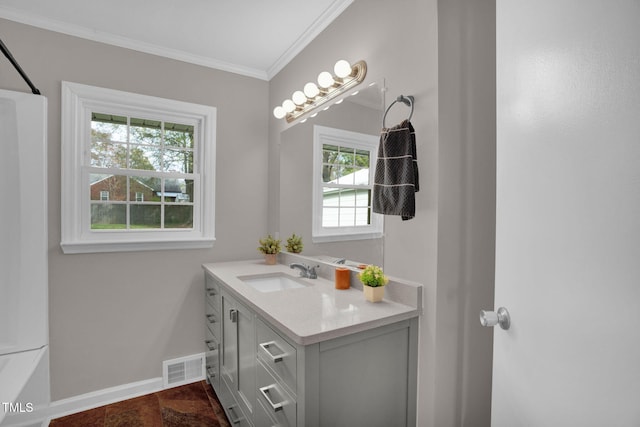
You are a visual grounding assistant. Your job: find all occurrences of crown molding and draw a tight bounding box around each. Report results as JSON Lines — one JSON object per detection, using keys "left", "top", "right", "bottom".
{"left": 0, "top": 6, "right": 268, "bottom": 80}
{"left": 265, "top": 0, "right": 353, "bottom": 80}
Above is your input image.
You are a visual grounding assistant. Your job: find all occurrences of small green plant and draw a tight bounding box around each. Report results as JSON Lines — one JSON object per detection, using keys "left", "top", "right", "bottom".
{"left": 257, "top": 234, "right": 281, "bottom": 254}
{"left": 358, "top": 265, "right": 389, "bottom": 287}
{"left": 285, "top": 233, "right": 303, "bottom": 253}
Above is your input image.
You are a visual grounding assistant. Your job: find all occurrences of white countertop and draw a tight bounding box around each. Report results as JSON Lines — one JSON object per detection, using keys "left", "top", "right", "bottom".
{"left": 202, "top": 259, "right": 421, "bottom": 346}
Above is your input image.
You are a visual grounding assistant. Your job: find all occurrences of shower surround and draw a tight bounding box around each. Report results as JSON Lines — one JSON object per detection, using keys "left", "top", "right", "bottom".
{"left": 0, "top": 88, "right": 49, "bottom": 426}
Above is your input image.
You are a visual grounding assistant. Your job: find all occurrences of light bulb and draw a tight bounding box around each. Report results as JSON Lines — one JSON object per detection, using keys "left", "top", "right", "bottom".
{"left": 292, "top": 90, "right": 307, "bottom": 105}
{"left": 303, "top": 82, "right": 320, "bottom": 98}
{"left": 334, "top": 59, "right": 352, "bottom": 78}
{"left": 317, "top": 71, "right": 334, "bottom": 89}
{"left": 273, "top": 106, "right": 286, "bottom": 119}
{"left": 282, "top": 99, "right": 296, "bottom": 113}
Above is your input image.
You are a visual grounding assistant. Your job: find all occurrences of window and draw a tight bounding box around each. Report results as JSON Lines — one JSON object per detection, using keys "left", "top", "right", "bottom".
{"left": 61, "top": 81, "right": 216, "bottom": 253}
{"left": 312, "top": 125, "right": 383, "bottom": 242}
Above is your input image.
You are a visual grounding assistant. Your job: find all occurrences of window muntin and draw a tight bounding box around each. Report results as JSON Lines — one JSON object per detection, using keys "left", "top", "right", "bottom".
{"left": 88, "top": 114, "right": 196, "bottom": 231}
{"left": 312, "top": 126, "right": 382, "bottom": 242}
{"left": 61, "top": 81, "right": 216, "bottom": 254}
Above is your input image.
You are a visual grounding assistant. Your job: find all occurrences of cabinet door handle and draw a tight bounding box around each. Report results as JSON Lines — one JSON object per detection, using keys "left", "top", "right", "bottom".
{"left": 229, "top": 309, "right": 238, "bottom": 323}
{"left": 259, "top": 385, "right": 286, "bottom": 412}
{"left": 259, "top": 341, "right": 287, "bottom": 363}
{"left": 226, "top": 405, "right": 243, "bottom": 424}
{"left": 206, "top": 287, "right": 217, "bottom": 296}
{"left": 206, "top": 314, "right": 216, "bottom": 323}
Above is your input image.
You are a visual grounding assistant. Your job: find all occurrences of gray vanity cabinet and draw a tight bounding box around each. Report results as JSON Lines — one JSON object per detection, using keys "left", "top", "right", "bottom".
{"left": 258, "top": 316, "right": 418, "bottom": 427}
{"left": 204, "top": 275, "right": 221, "bottom": 391}
{"left": 205, "top": 270, "right": 418, "bottom": 427}
{"left": 206, "top": 273, "right": 255, "bottom": 426}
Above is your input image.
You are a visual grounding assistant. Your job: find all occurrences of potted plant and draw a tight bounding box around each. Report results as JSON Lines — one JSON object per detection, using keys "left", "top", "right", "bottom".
{"left": 285, "top": 233, "right": 303, "bottom": 253}
{"left": 257, "top": 234, "right": 281, "bottom": 265}
{"left": 358, "top": 264, "right": 389, "bottom": 302}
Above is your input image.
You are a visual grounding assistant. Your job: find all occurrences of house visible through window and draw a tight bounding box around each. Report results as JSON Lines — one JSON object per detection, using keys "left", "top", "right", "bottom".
{"left": 89, "top": 114, "right": 195, "bottom": 230}
{"left": 61, "top": 82, "right": 216, "bottom": 254}
{"left": 312, "top": 125, "right": 382, "bottom": 242}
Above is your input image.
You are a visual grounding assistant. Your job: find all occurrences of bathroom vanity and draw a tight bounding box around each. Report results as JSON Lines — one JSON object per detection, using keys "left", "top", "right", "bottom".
{"left": 203, "top": 255, "right": 421, "bottom": 427}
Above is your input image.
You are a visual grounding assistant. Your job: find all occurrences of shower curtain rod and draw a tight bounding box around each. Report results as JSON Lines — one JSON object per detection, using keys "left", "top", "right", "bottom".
{"left": 0, "top": 38, "right": 41, "bottom": 95}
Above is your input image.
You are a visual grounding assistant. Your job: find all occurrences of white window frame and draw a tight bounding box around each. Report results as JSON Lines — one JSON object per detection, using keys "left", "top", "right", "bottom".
{"left": 312, "top": 125, "right": 383, "bottom": 243}
{"left": 61, "top": 81, "right": 216, "bottom": 254}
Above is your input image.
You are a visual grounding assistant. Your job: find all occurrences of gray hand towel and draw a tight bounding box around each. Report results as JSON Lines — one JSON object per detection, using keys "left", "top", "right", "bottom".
{"left": 372, "top": 120, "right": 419, "bottom": 220}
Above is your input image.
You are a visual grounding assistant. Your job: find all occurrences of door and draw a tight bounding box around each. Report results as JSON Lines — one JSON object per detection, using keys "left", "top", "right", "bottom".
{"left": 221, "top": 292, "right": 255, "bottom": 421}
{"left": 493, "top": 1, "right": 640, "bottom": 425}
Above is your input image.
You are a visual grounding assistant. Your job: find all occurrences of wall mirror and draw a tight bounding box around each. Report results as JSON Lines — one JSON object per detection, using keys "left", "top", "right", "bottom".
{"left": 279, "top": 81, "right": 386, "bottom": 266}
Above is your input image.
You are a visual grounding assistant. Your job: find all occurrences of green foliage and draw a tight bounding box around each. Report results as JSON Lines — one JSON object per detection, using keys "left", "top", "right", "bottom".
{"left": 285, "top": 233, "right": 303, "bottom": 253}
{"left": 258, "top": 234, "right": 281, "bottom": 254}
{"left": 358, "top": 265, "right": 389, "bottom": 287}
{"left": 321, "top": 144, "right": 370, "bottom": 182}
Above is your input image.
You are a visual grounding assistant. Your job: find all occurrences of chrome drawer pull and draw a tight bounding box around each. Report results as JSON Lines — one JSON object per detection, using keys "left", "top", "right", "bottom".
{"left": 206, "top": 314, "right": 216, "bottom": 323}
{"left": 204, "top": 339, "right": 217, "bottom": 352}
{"left": 259, "top": 341, "right": 287, "bottom": 363}
{"left": 226, "top": 405, "right": 243, "bottom": 424}
{"left": 259, "top": 385, "right": 286, "bottom": 412}
{"left": 206, "top": 287, "right": 217, "bottom": 296}
{"left": 206, "top": 366, "right": 216, "bottom": 378}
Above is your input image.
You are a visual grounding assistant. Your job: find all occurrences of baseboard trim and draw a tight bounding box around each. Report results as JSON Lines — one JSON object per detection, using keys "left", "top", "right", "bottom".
{"left": 50, "top": 377, "right": 165, "bottom": 419}
{"left": 9, "top": 377, "right": 164, "bottom": 426}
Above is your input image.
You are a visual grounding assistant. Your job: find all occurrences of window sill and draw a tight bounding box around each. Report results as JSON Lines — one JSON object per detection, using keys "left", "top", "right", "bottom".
{"left": 60, "top": 237, "right": 215, "bottom": 254}
{"left": 312, "top": 232, "right": 383, "bottom": 244}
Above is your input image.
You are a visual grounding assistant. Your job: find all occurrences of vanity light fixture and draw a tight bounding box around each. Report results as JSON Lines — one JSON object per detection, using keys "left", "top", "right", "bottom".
{"left": 273, "top": 59, "right": 367, "bottom": 123}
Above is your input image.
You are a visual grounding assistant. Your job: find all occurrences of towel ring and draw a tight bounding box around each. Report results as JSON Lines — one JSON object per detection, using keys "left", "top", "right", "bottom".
{"left": 382, "top": 95, "right": 414, "bottom": 128}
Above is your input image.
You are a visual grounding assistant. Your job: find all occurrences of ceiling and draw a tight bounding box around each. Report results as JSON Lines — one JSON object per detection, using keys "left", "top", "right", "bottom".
{"left": 0, "top": 0, "right": 353, "bottom": 80}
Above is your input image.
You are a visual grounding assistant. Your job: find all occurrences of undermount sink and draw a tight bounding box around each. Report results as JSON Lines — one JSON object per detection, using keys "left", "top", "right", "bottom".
{"left": 238, "top": 273, "right": 311, "bottom": 293}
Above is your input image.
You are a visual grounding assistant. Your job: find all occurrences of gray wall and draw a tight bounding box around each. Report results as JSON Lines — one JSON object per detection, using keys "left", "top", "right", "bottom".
{"left": 1, "top": 0, "right": 496, "bottom": 424}
{"left": 437, "top": 1, "right": 496, "bottom": 425}
{"left": 0, "top": 18, "right": 269, "bottom": 400}
{"left": 269, "top": 0, "right": 496, "bottom": 426}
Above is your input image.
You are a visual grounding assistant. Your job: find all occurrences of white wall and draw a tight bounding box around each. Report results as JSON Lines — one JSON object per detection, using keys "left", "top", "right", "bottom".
{"left": 0, "top": 18, "right": 270, "bottom": 400}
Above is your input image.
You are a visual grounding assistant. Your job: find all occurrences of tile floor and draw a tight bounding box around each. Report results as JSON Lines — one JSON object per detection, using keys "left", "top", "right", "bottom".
{"left": 49, "top": 381, "right": 230, "bottom": 426}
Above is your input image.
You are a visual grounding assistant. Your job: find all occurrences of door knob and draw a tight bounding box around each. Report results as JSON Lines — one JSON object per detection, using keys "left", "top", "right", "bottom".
{"left": 480, "top": 307, "right": 511, "bottom": 330}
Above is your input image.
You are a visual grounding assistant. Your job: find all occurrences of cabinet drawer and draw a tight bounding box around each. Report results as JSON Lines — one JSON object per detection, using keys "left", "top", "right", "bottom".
{"left": 205, "top": 328, "right": 219, "bottom": 389}
{"left": 256, "top": 319, "right": 297, "bottom": 396}
{"left": 257, "top": 360, "right": 296, "bottom": 427}
{"left": 219, "top": 377, "right": 253, "bottom": 427}
{"left": 206, "top": 300, "right": 221, "bottom": 339}
{"left": 205, "top": 274, "right": 222, "bottom": 310}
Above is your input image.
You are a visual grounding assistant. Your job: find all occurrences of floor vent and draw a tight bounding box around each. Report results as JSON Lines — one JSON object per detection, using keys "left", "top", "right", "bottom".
{"left": 162, "top": 353, "right": 205, "bottom": 389}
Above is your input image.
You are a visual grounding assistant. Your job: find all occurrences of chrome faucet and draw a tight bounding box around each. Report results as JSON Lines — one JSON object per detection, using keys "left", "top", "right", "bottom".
{"left": 289, "top": 263, "right": 318, "bottom": 279}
